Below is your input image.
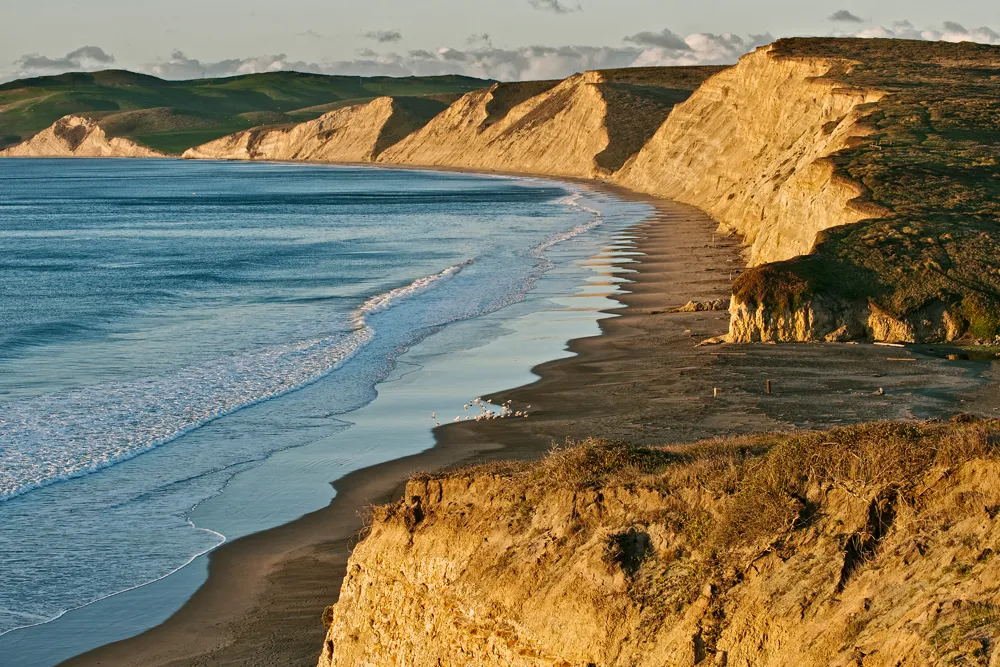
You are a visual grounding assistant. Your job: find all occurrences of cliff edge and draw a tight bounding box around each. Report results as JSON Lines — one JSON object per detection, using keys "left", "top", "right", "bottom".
{"left": 0, "top": 115, "right": 164, "bottom": 158}
{"left": 320, "top": 419, "right": 1000, "bottom": 666}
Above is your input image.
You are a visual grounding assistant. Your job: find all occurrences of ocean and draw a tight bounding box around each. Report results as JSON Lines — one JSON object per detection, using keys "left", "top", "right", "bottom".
{"left": 0, "top": 159, "right": 649, "bottom": 664}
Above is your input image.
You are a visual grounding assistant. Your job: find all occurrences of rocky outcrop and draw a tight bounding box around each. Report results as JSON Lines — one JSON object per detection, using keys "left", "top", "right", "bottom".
{"left": 0, "top": 115, "right": 164, "bottom": 158}
{"left": 320, "top": 422, "right": 1000, "bottom": 666}
{"left": 616, "top": 45, "right": 886, "bottom": 267}
{"left": 182, "top": 96, "right": 449, "bottom": 162}
{"left": 727, "top": 295, "right": 965, "bottom": 344}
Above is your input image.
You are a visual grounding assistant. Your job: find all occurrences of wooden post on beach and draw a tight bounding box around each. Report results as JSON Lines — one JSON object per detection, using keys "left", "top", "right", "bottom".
{"left": 766, "top": 380, "right": 772, "bottom": 394}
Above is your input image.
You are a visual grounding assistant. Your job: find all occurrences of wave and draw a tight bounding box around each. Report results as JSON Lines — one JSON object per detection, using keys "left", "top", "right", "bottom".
{"left": 0, "top": 519, "right": 226, "bottom": 639}
{"left": 532, "top": 191, "right": 606, "bottom": 265}
{"left": 0, "top": 261, "right": 472, "bottom": 503}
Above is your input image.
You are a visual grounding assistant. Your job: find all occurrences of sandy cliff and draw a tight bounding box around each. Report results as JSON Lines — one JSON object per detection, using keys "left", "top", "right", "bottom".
{"left": 377, "top": 74, "right": 612, "bottom": 178}
{"left": 716, "top": 39, "right": 1000, "bottom": 344}
{"left": 182, "top": 96, "right": 449, "bottom": 162}
{"left": 320, "top": 420, "right": 1000, "bottom": 666}
{"left": 0, "top": 115, "right": 164, "bottom": 158}
{"left": 378, "top": 70, "right": 700, "bottom": 179}
{"left": 616, "top": 45, "right": 886, "bottom": 267}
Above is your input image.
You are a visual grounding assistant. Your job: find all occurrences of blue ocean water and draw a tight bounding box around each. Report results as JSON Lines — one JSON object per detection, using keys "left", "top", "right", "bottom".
{"left": 0, "top": 159, "right": 649, "bottom": 655}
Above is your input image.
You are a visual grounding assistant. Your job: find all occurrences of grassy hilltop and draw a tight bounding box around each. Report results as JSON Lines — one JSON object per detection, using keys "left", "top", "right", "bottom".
{"left": 734, "top": 38, "right": 1000, "bottom": 343}
{"left": 0, "top": 70, "right": 492, "bottom": 154}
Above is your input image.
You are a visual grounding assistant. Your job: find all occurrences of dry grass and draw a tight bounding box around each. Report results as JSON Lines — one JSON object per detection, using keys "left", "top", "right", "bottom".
{"left": 369, "top": 419, "right": 1000, "bottom": 656}
{"left": 438, "top": 419, "right": 999, "bottom": 589}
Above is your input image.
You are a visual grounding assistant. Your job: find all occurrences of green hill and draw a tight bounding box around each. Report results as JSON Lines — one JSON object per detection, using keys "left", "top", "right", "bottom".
{"left": 0, "top": 70, "right": 493, "bottom": 154}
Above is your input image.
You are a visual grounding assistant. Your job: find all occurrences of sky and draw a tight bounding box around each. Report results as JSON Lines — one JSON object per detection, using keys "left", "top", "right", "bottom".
{"left": 2, "top": 0, "right": 999, "bottom": 82}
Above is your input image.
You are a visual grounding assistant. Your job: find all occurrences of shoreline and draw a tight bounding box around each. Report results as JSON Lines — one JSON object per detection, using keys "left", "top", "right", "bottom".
{"left": 56, "top": 172, "right": 999, "bottom": 666}
{"left": 56, "top": 179, "right": 726, "bottom": 667}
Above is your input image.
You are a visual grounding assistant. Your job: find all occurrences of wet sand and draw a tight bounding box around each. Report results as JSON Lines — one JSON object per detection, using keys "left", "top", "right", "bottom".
{"left": 61, "top": 185, "right": 999, "bottom": 667}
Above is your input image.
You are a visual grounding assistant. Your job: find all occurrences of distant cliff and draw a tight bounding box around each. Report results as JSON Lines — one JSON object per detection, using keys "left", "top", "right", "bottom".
{"left": 320, "top": 420, "right": 1000, "bottom": 666}
{"left": 378, "top": 69, "right": 713, "bottom": 178}
{"left": 0, "top": 116, "right": 164, "bottom": 158}
{"left": 181, "top": 97, "right": 450, "bottom": 163}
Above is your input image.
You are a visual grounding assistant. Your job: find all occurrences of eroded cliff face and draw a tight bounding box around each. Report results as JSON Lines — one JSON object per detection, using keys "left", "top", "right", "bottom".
{"left": 0, "top": 116, "right": 164, "bottom": 158}
{"left": 320, "top": 423, "right": 1000, "bottom": 666}
{"left": 377, "top": 73, "right": 615, "bottom": 178}
{"left": 616, "top": 45, "right": 886, "bottom": 267}
{"left": 182, "top": 97, "right": 437, "bottom": 162}
{"left": 727, "top": 295, "right": 968, "bottom": 344}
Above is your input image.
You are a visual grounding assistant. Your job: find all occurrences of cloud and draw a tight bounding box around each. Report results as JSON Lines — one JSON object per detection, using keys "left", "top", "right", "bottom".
{"left": 364, "top": 30, "right": 403, "bottom": 43}
{"left": 1, "top": 31, "right": 768, "bottom": 84}
{"left": 630, "top": 32, "right": 774, "bottom": 68}
{"left": 66, "top": 46, "right": 116, "bottom": 63}
{"left": 837, "top": 20, "right": 1000, "bottom": 44}
{"left": 829, "top": 10, "right": 863, "bottom": 23}
{"left": 467, "top": 33, "right": 492, "bottom": 47}
{"left": 9, "top": 18, "right": 1000, "bottom": 86}
{"left": 624, "top": 28, "right": 690, "bottom": 50}
{"left": 139, "top": 51, "right": 327, "bottom": 80}
{"left": 325, "top": 33, "right": 771, "bottom": 81}
{"left": 528, "top": 0, "right": 581, "bottom": 14}
{"left": 9, "top": 46, "right": 116, "bottom": 79}
{"left": 298, "top": 30, "right": 324, "bottom": 40}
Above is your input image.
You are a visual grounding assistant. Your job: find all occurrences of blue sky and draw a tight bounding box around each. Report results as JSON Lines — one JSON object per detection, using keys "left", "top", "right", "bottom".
{"left": 2, "top": 1, "right": 999, "bottom": 82}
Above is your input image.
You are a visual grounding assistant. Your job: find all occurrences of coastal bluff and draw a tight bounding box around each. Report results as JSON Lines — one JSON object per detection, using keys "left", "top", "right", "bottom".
{"left": 180, "top": 96, "right": 451, "bottom": 162}
{"left": 0, "top": 115, "right": 164, "bottom": 158}
{"left": 320, "top": 421, "right": 1000, "bottom": 666}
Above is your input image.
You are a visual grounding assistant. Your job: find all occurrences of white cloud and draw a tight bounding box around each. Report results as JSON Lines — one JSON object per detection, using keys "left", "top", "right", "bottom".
{"left": 137, "top": 51, "right": 327, "bottom": 80}
{"left": 6, "top": 19, "right": 1000, "bottom": 86}
{"left": 837, "top": 20, "right": 1000, "bottom": 44}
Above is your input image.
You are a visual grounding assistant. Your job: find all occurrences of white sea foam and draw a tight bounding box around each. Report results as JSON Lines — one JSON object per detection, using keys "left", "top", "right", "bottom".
{"left": 0, "top": 260, "right": 472, "bottom": 502}
{"left": 531, "top": 191, "right": 606, "bottom": 272}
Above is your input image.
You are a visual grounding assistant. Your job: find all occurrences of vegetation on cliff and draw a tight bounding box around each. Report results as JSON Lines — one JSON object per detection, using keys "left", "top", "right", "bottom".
{"left": 734, "top": 38, "right": 1000, "bottom": 343}
{"left": 323, "top": 418, "right": 1000, "bottom": 665}
{"left": 0, "top": 70, "right": 491, "bottom": 154}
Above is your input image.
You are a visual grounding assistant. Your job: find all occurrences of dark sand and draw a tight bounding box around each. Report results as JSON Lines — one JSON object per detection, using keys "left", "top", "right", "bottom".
{"left": 62, "top": 186, "right": 999, "bottom": 667}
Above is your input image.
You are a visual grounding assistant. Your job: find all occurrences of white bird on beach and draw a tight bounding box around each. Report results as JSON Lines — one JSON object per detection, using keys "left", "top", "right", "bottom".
{"left": 454, "top": 417, "right": 461, "bottom": 422}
